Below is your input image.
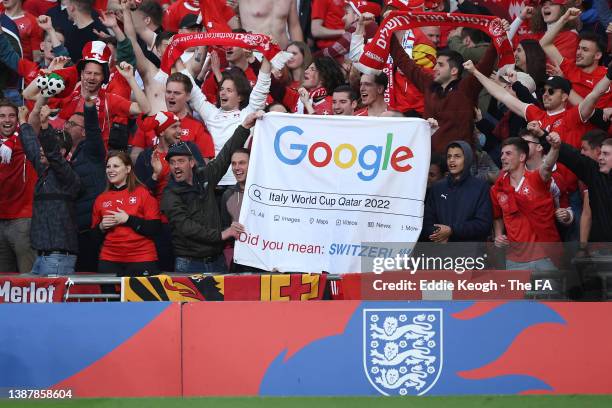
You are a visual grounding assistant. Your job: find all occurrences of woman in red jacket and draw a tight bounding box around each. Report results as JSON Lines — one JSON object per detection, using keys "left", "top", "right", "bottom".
{"left": 92, "top": 151, "right": 161, "bottom": 276}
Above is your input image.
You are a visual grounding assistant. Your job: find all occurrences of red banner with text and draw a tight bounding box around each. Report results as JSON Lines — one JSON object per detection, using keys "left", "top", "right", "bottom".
{"left": 0, "top": 277, "right": 68, "bottom": 303}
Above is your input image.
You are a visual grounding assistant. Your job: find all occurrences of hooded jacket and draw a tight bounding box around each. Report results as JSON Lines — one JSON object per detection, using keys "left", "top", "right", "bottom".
{"left": 422, "top": 140, "right": 493, "bottom": 241}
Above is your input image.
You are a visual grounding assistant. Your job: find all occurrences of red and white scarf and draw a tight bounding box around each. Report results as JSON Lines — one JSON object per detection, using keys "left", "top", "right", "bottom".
{"left": 161, "top": 32, "right": 288, "bottom": 74}
{"left": 358, "top": 11, "right": 514, "bottom": 74}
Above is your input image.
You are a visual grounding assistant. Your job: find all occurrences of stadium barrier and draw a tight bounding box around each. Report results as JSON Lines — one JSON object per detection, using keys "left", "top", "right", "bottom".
{"left": 2, "top": 253, "right": 612, "bottom": 303}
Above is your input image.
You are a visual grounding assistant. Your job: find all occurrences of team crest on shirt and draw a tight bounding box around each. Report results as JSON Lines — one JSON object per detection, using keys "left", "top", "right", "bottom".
{"left": 497, "top": 192, "right": 508, "bottom": 204}
{"left": 103, "top": 201, "right": 112, "bottom": 208}
{"left": 181, "top": 129, "right": 190, "bottom": 136}
{"left": 129, "top": 196, "right": 137, "bottom": 205}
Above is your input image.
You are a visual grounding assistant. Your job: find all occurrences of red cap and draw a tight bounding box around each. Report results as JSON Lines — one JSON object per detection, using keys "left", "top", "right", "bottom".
{"left": 142, "top": 111, "right": 180, "bottom": 135}
{"left": 346, "top": 0, "right": 382, "bottom": 17}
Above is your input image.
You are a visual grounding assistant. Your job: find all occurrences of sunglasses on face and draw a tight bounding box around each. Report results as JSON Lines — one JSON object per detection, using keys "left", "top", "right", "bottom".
{"left": 543, "top": 88, "right": 559, "bottom": 96}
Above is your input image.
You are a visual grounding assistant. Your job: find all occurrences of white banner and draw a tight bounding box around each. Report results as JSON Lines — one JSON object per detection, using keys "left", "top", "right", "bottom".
{"left": 234, "top": 113, "right": 431, "bottom": 273}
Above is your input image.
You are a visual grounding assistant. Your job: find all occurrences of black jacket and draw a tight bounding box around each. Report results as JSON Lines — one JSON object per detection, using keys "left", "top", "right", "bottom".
{"left": 557, "top": 143, "right": 612, "bottom": 242}
{"left": 71, "top": 104, "right": 107, "bottom": 231}
{"left": 161, "top": 125, "right": 250, "bottom": 258}
{"left": 19, "top": 124, "right": 80, "bottom": 253}
{"left": 422, "top": 140, "right": 493, "bottom": 241}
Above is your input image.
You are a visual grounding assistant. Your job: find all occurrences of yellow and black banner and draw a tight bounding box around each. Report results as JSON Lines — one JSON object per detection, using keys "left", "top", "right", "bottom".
{"left": 121, "top": 274, "right": 327, "bottom": 302}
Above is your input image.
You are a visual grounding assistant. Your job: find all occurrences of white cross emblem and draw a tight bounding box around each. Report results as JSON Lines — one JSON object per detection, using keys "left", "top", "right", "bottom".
{"left": 129, "top": 197, "right": 137, "bottom": 205}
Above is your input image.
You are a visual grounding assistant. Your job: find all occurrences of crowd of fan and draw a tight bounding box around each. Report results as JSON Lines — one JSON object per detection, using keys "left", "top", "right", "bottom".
{"left": 0, "top": 0, "right": 610, "bottom": 277}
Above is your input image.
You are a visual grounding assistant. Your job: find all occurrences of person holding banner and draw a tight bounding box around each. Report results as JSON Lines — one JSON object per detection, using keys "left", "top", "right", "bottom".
{"left": 161, "top": 111, "right": 264, "bottom": 274}
{"left": 181, "top": 54, "right": 281, "bottom": 187}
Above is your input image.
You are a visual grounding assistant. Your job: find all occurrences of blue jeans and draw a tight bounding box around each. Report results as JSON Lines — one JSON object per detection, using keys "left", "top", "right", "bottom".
{"left": 506, "top": 257, "right": 557, "bottom": 272}
{"left": 31, "top": 253, "right": 77, "bottom": 276}
{"left": 175, "top": 256, "right": 227, "bottom": 274}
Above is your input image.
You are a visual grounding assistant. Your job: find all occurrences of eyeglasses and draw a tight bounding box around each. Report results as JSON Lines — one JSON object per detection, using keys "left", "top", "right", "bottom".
{"left": 64, "top": 120, "right": 84, "bottom": 129}
{"left": 525, "top": 140, "right": 541, "bottom": 146}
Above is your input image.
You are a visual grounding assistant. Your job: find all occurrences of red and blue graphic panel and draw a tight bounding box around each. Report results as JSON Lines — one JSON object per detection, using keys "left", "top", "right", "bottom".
{"left": 2, "top": 301, "right": 612, "bottom": 397}
{"left": 0, "top": 302, "right": 181, "bottom": 397}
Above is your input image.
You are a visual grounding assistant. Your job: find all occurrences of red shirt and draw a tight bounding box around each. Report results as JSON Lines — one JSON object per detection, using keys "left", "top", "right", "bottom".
{"left": 131, "top": 114, "right": 215, "bottom": 158}
{"left": 23, "top": 0, "right": 57, "bottom": 16}
{"left": 8, "top": 12, "right": 44, "bottom": 61}
{"left": 17, "top": 58, "right": 41, "bottom": 112}
{"left": 0, "top": 134, "right": 36, "bottom": 219}
{"left": 163, "top": 0, "right": 235, "bottom": 32}
{"left": 312, "top": 96, "right": 333, "bottom": 115}
{"left": 491, "top": 170, "right": 560, "bottom": 243}
{"left": 17, "top": 58, "right": 40, "bottom": 86}
{"left": 92, "top": 185, "right": 160, "bottom": 262}
{"left": 311, "top": 0, "right": 345, "bottom": 49}
{"left": 554, "top": 163, "right": 578, "bottom": 198}
{"left": 561, "top": 58, "right": 612, "bottom": 109}
{"left": 389, "top": 29, "right": 436, "bottom": 114}
{"left": 525, "top": 104, "right": 594, "bottom": 148}
{"left": 283, "top": 87, "right": 333, "bottom": 115}
{"left": 105, "top": 67, "right": 132, "bottom": 101}
{"left": 58, "top": 88, "right": 132, "bottom": 147}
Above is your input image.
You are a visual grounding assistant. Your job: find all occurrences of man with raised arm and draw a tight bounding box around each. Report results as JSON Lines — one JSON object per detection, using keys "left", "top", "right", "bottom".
{"left": 463, "top": 59, "right": 610, "bottom": 148}
{"left": 540, "top": 7, "right": 612, "bottom": 108}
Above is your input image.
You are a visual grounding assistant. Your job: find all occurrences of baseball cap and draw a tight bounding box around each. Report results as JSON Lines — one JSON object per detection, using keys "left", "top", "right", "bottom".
{"left": 180, "top": 14, "right": 202, "bottom": 30}
{"left": 166, "top": 141, "right": 194, "bottom": 161}
{"left": 544, "top": 76, "right": 572, "bottom": 94}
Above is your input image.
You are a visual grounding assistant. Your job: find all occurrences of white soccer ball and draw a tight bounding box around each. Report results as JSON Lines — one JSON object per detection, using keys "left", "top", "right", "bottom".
{"left": 35, "top": 75, "right": 49, "bottom": 90}
{"left": 46, "top": 76, "right": 65, "bottom": 95}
